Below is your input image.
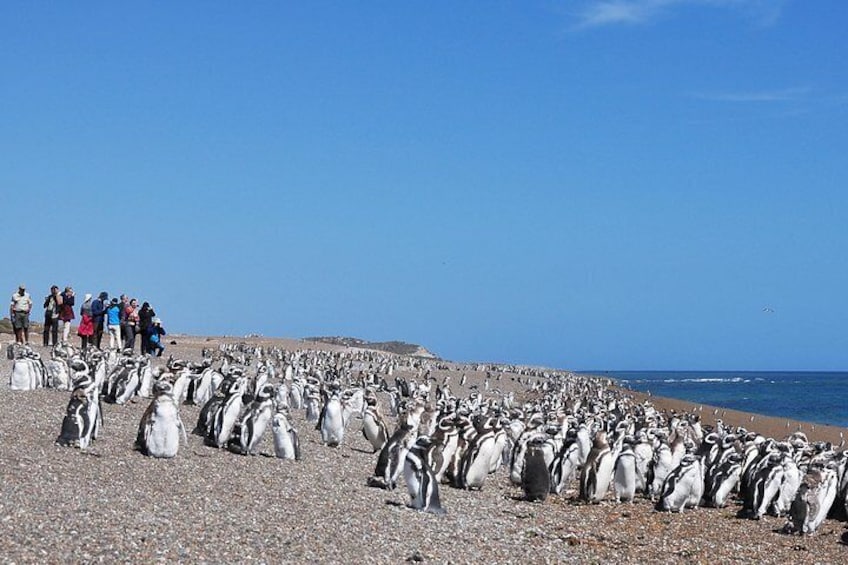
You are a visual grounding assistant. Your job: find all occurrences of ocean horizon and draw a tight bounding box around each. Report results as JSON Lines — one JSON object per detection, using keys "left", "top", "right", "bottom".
{"left": 585, "top": 370, "right": 848, "bottom": 429}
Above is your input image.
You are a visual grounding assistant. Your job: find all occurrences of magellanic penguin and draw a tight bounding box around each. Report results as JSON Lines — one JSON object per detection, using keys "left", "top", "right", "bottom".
{"left": 657, "top": 454, "right": 704, "bottom": 512}
{"left": 613, "top": 442, "right": 638, "bottom": 503}
{"left": 362, "top": 400, "right": 389, "bottom": 453}
{"left": 788, "top": 463, "right": 839, "bottom": 535}
{"left": 522, "top": 437, "right": 551, "bottom": 502}
{"left": 370, "top": 423, "right": 417, "bottom": 490}
{"left": 209, "top": 376, "right": 247, "bottom": 448}
{"left": 404, "top": 436, "right": 446, "bottom": 514}
{"left": 136, "top": 381, "right": 187, "bottom": 458}
{"left": 458, "top": 418, "right": 500, "bottom": 490}
{"left": 319, "top": 386, "right": 346, "bottom": 447}
{"left": 232, "top": 383, "right": 275, "bottom": 455}
{"left": 705, "top": 453, "right": 743, "bottom": 509}
{"left": 55, "top": 387, "right": 92, "bottom": 448}
{"left": 271, "top": 409, "right": 301, "bottom": 460}
{"left": 580, "top": 431, "right": 615, "bottom": 504}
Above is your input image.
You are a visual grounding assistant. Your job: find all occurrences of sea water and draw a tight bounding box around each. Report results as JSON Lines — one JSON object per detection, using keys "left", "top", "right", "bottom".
{"left": 590, "top": 371, "right": 848, "bottom": 428}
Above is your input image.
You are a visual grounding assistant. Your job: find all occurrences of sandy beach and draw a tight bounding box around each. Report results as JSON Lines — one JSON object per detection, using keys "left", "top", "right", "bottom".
{"left": 2, "top": 333, "right": 846, "bottom": 563}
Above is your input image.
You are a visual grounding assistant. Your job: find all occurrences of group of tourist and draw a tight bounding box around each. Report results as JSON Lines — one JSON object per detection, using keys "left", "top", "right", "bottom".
{"left": 9, "top": 284, "right": 167, "bottom": 356}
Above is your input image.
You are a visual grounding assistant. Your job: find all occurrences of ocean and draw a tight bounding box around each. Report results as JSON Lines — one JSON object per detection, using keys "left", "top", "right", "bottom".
{"left": 590, "top": 371, "right": 848, "bottom": 428}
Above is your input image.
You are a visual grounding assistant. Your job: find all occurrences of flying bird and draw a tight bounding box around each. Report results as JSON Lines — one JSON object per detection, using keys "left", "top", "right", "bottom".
{"left": 762, "top": 307, "right": 774, "bottom": 314}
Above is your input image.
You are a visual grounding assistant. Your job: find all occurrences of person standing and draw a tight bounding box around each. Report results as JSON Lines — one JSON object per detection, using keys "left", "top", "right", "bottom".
{"left": 119, "top": 294, "right": 130, "bottom": 347}
{"left": 77, "top": 293, "right": 94, "bottom": 350}
{"left": 138, "top": 302, "right": 155, "bottom": 355}
{"left": 124, "top": 298, "right": 140, "bottom": 351}
{"left": 42, "top": 285, "right": 61, "bottom": 346}
{"left": 9, "top": 284, "right": 32, "bottom": 344}
{"left": 106, "top": 298, "right": 122, "bottom": 350}
{"left": 58, "top": 287, "right": 75, "bottom": 343}
{"left": 91, "top": 292, "right": 108, "bottom": 348}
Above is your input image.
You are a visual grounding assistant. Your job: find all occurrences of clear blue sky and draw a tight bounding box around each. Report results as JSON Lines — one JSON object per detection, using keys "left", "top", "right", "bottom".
{"left": 3, "top": 2, "right": 847, "bottom": 371}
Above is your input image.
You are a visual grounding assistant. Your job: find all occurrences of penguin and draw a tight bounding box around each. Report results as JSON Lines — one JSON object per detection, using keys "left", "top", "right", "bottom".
{"left": 773, "top": 455, "right": 802, "bottom": 517}
{"left": 194, "top": 375, "right": 235, "bottom": 436}
{"left": 458, "top": 418, "right": 500, "bottom": 490}
{"left": 271, "top": 409, "right": 301, "bottom": 460}
{"left": 788, "top": 463, "right": 839, "bottom": 534}
{"left": 580, "top": 431, "right": 615, "bottom": 504}
{"left": 361, "top": 402, "right": 389, "bottom": 453}
{"left": 304, "top": 388, "right": 322, "bottom": 423}
{"left": 613, "top": 442, "right": 638, "bottom": 503}
{"left": 55, "top": 387, "right": 92, "bottom": 448}
{"left": 404, "top": 436, "right": 446, "bottom": 514}
{"left": 209, "top": 377, "right": 247, "bottom": 448}
{"left": 233, "top": 383, "right": 275, "bottom": 455}
{"left": 649, "top": 442, "right": 673, "bottom": 500}
{"left": 657, "top": 454, "right": 703, "bottom": 512}
{"left": 522, "top": 437, "right": 551, "bottom": 502}
{"left": 319, "top": 386, "right": 345, "bottom": 447}
{"left": 193, "top": 367, "right": 223, "bottom": 406}
{"left": 135, "top": 381, "right": 187, "bottom": 458}
{"left": 549, "top": 431, "right": 581, "bottom": 495}
{"left": 370, "top": 423, "right": 417, "bottom": 490}
{"left": 705, "top": 453, "right": 743, "bottom": 509}
{"left": 751, "top": 453, "right": 785, "bottom": 519}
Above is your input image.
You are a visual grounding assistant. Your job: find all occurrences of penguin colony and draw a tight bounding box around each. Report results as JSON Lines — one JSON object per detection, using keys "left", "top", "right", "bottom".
{"left": 6, "top": 339, "right": 848, "bottom": 536}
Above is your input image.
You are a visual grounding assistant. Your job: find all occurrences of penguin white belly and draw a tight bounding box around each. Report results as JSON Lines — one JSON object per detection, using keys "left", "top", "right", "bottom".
{"left": 216, "top": 397, "right": 243, "bottom": 448}
{"left": 10, "top": 360, "right": 36, "bottom": 390}
{"left": 362, "top": 413, "right": 386, "bottom": 452}
{"left": 145, "top": 401, "right": 181, "bottom": 458}
{"left": 614, "top": 454, "right": 637, "bottom": 502}
{"left": 404, "top": 459, "right": 424, "bottom": 508}
{"left": 115, "top": 373, "right": 139, "bottom": 405}
{"left": 272, "top": 414, "right": 297, "bottom": 459}
{"left": 464, "top": 438, "right": 496, "bottom": 489}
{"left": 591, "top": 453, "right": 615, "bottom": 503}
{"left": 320, "top": 401, "right": 345, "bottom": 446}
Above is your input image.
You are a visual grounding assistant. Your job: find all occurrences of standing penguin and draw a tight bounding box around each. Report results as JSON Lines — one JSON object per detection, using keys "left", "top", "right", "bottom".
{"left": 271, "top": 409, "right": 301, "bottom": 460}
{"left": 55, "top": 387, "right": 92, "bottom": 448}
{"left": 370, "top": 423, "right": 417, "bottom": 490}
{"left": 319, "top": 386, "right": 346, "bottom": 447}
{"left": 788, "top": 463, "right": 839, "bottom": 534}
{"left": 362, "top": 400, "right": 389, "bottom": 453}
{"left": 613, "top": 442, "right": 638, "bottom": 503}
{"left": 580, "top": 431, "right": 615, "bottom": 504}
{"left": 658, "top": 454, "right": 704, "bottom": 512}
{"left": 522, "top": 437, "right": 551, "bottom": 502}
{"left": 233, "top": 383, "right": 275, "bottom": 455}
{"left": 136, "top": 381, "right": 187, "bottom": 458}
{"left": 404, "top": 436, "right": 446, "bottom": 514}
{"left": 209, "top": 377, "right": 247, "bottom": 448}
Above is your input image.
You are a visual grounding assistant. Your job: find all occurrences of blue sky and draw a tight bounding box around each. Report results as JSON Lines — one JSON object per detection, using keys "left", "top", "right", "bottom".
{"left": 2, "top": 1, "right": 847, "bottom": 370}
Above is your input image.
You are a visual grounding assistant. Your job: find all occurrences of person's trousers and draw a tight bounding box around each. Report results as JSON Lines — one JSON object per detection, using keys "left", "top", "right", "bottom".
{"left": 43, "top": 315, "right": 59, "bottom": 346}
{"left": 61, "top": 320, "right": 73, "bottom": 342}
{"left": 108, "top": 324, "right": 122, "bottom": 350}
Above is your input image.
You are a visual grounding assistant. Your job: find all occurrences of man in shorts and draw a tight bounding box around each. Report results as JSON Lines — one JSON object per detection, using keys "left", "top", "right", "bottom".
{"left": 10, "top": 284, "right": 33, "bottom": 344}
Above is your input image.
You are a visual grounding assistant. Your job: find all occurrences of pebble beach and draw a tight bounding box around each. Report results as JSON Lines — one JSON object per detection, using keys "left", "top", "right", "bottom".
{"left": 2, "top": 334, "right": 847, "bottom": 563}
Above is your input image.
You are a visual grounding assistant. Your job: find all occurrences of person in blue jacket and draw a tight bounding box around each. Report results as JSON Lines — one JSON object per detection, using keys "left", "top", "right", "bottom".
{"left": 106, "top": 298, "right": 122, "bottom": 350}
{"left": 148, "top": 318, "right": 166, "bottom": 357}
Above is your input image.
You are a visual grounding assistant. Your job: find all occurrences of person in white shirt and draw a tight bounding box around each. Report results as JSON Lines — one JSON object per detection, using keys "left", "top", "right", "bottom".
{"left": 10, "top": 284, "right": 33, "bottom": 345}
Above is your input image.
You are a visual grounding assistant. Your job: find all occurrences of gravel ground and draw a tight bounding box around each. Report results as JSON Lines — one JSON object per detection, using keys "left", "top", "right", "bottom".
{"left": 2, "top": 336, "right": 847, "bottom": 563}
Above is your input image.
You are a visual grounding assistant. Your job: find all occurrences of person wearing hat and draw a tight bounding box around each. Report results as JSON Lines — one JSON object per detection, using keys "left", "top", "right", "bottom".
{"left": 77, "top": 293, "right": 95, "bottom": 350}
{"left": 105, "top": 297, "right": 123, "bottom": 350}
{"left": 9, "top": 284, "right": 32, "bottom": 344}
{"left": 148, "top": 317, "right": 166, "bottom": 357}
